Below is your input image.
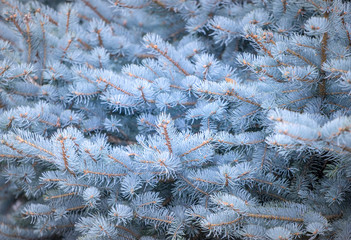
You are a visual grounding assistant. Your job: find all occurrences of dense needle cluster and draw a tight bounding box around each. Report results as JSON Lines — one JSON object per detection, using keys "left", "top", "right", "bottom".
{"left": 0, "top": 0, "right": 351, "bottom": 239}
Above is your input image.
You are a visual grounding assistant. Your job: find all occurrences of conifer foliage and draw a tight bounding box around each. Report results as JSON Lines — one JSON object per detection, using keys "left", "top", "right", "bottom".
{"left": 0, "top": 0, "right": 351, "bottom": 239}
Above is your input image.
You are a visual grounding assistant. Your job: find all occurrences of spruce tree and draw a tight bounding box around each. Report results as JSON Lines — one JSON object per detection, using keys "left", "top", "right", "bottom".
{"left": 0, "top": 0, "right": 350, "bottom": 239}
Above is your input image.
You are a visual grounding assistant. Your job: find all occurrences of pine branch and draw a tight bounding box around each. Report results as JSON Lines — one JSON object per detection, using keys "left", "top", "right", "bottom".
{"left": 81, "top": 0, "right": 110, "bottom": 24}
{"left": 146, "top": 43, "right": 190, "bottom": 76}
